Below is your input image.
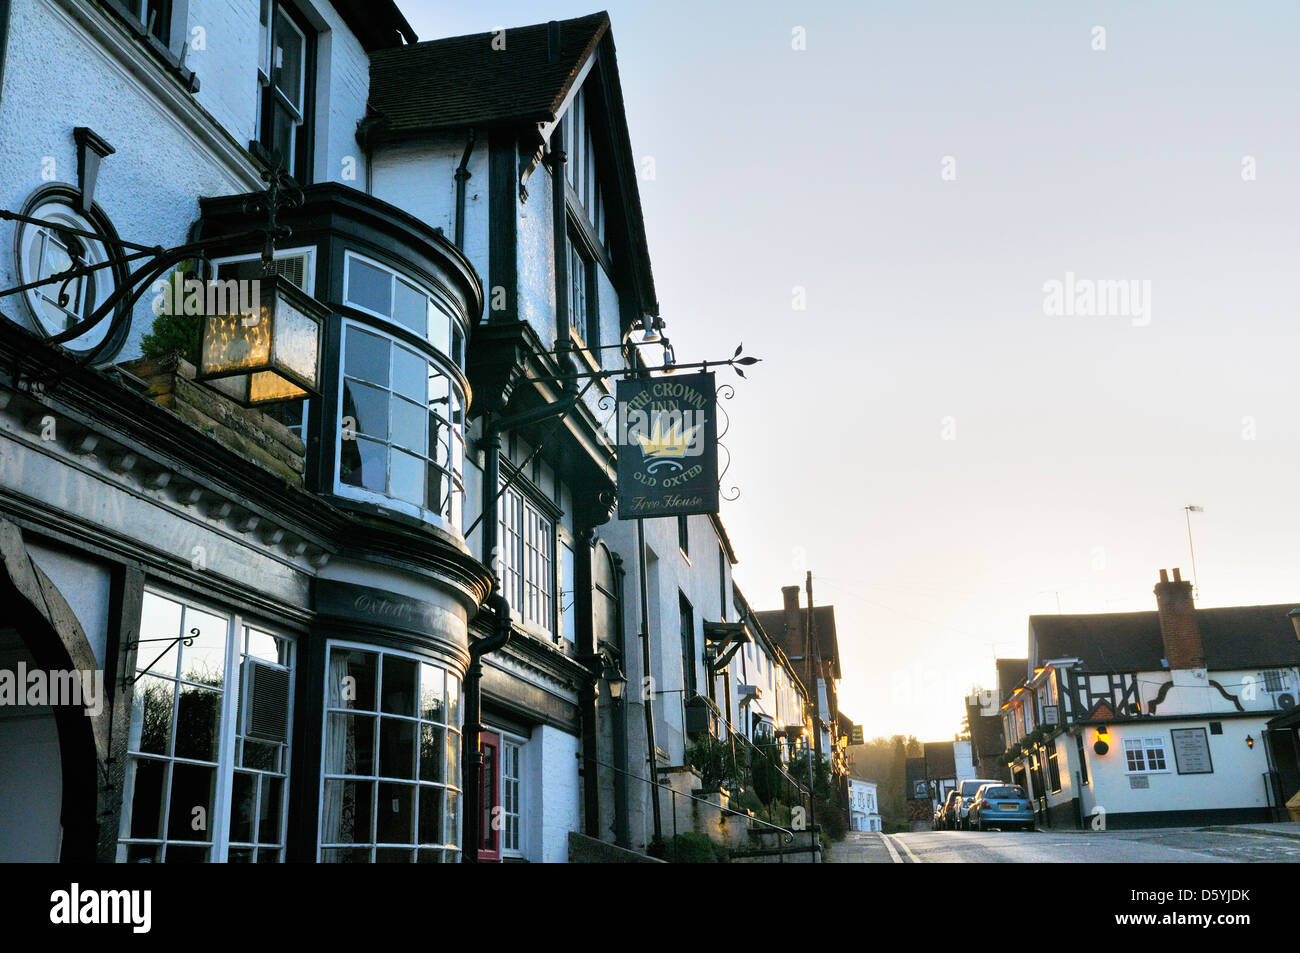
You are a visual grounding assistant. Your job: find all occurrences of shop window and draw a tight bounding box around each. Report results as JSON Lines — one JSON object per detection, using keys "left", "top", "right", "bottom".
{"left": 319, "top": 644, "right": 461, "bottom": 862}
{"left": 117, "top": 590, "right": 294, "bottom": 862}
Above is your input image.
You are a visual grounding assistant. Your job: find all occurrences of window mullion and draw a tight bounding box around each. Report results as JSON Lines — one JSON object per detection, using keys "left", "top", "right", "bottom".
{"left": 211, "top": 614, "right": 243, "bottom": 861}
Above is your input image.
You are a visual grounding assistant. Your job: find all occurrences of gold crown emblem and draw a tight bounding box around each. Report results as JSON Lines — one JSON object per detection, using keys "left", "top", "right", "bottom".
{"left": 634, "top": 416, "right": 702, "bottom": 459}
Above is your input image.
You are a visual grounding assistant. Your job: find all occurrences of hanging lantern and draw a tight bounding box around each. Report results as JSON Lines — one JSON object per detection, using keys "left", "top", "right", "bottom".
{"left": 197, "top": 273, "right": 326, "bottom": 406}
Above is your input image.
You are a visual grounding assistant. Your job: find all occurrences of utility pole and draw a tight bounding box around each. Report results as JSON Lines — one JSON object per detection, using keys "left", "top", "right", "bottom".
{"left": 1184, "top": 505, "right": 1204, "bottom": 600}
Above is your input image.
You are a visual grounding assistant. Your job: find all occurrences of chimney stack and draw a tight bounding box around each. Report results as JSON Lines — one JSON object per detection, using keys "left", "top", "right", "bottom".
{"left": 547, "top": 20, "right": 562, "bottom": 62}
{"left": 781, "top": 585, "right": 802, "bottom": 651}
{"left": 1154, "top": 568, "right": 1205, "bottom": 670}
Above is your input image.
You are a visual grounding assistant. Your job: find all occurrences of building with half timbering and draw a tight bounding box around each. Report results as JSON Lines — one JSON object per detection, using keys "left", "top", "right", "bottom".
{"left": 0, "top": 2, "right": 826, "bottom": 862}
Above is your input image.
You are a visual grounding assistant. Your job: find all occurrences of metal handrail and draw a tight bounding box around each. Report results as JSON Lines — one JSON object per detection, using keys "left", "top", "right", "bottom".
{"left": 590, "top": 756, "right": 798, "bottom": 845}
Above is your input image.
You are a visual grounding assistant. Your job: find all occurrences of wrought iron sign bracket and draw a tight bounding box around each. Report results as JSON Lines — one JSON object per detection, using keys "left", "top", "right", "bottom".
{"left": 124, "top": 627, "right": 200, "bottom": 687}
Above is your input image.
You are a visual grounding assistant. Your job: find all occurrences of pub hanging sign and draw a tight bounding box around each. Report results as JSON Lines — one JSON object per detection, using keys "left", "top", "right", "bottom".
{"left": 616, "top": 372, "right": 719, "bottom": 520}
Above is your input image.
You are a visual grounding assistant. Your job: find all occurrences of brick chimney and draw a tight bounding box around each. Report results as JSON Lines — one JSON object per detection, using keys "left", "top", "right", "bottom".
{"left": 782, "top": 585, "right": 802, "bottom": 653}
{"left": 1153, "top": 568, "right": 1206, "bottom": 670}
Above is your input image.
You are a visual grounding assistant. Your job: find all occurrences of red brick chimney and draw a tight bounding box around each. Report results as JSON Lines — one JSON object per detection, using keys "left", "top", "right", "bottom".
{"left": 1153, "top": 568, "right": 1206, "bottom": 670}
{"left": 782, "top": 585, "right": 802, "bottom": 653}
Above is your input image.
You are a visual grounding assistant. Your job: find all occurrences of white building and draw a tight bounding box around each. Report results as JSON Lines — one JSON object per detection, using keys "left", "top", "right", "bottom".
{"left": 848, "top": 777, "right": 880, "bottom": 832}
{"left": 1001, "top": 569, "right": 1300, "bottom": 830}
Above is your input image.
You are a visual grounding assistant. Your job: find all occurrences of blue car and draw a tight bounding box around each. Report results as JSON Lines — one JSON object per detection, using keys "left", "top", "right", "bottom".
{"left": 968, "top": 784, "right": 1035, "bottom": 832}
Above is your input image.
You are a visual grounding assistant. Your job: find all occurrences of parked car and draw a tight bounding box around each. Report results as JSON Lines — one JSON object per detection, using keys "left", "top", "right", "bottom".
{"left": 938, "top": 790, "right": 961, "bottom": 830}
{"left": 968, "top": 783, "right": 1035, "bottom": 832}
{"left": 955, "top": 778, "right": 1002, "bottom": 830}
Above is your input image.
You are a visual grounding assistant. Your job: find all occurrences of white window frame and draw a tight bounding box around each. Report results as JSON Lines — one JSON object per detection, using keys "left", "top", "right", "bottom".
{"left": 498, "top": 733, "right": 525, "bottom": 858}
{"left": 497, "top": 474, "right": 558, "bottom": 638}
{"left": 316, "top": 640, "right": 462, "bottom": 863}
{"left": 1124, "top": 736, "right": 1169, "bottom": 774}
{"left": 335, "top": 318, "right": 466, "bottom": 530}
{"left": 341, "top": 250, "right": 465, "bottom": 363}
{"left": 116, "top": 588, "right": 296, "bottom": 862}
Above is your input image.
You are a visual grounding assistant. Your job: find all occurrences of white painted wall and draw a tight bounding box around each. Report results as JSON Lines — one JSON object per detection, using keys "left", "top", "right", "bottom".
{"left": 25, "top": 543, "right": 113, "bottom": 669}
{"left": 524, "top": 724, "right": 579, "bottom": 863}
{"left": 0, "top": 0, "right": 375, "bottom": 362}
{"left": 1082, "top": 718, "right": 1276, "bottom": 818}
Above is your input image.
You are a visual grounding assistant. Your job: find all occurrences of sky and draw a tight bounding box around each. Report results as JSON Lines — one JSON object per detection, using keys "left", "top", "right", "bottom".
{"left": 398, "top": 1, "right": 1300, "bottom": 740}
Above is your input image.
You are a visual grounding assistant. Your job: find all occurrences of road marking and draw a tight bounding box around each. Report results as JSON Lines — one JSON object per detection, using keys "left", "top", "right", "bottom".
{"left": 879, "top": 833, "right": 903, "bottom": 864}
{"left": 894, "top": 835, "right": 924, "bottom": 864}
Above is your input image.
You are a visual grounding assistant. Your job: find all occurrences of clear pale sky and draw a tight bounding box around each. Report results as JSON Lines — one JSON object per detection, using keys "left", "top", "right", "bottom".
{"left": 399, "top": 1, "right": 1300, "bottom": 740}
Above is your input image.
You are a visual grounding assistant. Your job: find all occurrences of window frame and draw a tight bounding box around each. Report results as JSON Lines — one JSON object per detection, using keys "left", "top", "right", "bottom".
{"left": 316, "top": 640, "right": 463, "bottom": 863}
{"left": 116, "top": 587, "right": 297, "bottom": 863}
{"left": 342, "top": 250, "right": 466, "bottom": 366}
{"left": 255, "top": 0, "right": 315, "bottom": 182}
{"left": 1123, "top": 736, "right": 1169, "bottom": 774}
{"left": 334, "top": 317, "right": 467, "bottom": 531}
{"left": 679, "top": 592, "right": 697, "bottom": 699}
{"left": 496, "top": 468, "right": 562, "bottom": 638}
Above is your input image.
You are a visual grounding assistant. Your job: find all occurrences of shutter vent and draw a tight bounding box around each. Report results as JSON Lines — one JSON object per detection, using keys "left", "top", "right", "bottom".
{"left": 270, "top": 253, "right": 307, "bottom": 290}
{"left": 243, "top": 660, "right": 290, "bottom": 742}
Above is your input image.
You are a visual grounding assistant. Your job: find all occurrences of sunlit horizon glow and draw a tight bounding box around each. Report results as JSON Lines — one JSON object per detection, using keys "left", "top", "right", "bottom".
{"left": 400, "top": 1, "right": 1300, "bottom": 742}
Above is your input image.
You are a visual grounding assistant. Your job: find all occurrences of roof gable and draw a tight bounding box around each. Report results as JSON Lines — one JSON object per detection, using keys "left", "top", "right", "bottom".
{"left": 368, "top": 13, "right": 609, "bottom": 133}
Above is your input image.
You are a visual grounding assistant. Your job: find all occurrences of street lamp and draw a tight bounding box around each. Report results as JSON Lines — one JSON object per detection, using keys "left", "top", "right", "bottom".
{"left": 197, "top": 273, "right": 327, "bottom": 406}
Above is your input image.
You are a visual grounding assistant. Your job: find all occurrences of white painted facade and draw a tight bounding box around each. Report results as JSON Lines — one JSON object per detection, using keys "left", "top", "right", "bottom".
{"left": 1005, "top": 660, "right": 1299, "bottom": 829}
{"left": 848, "top": 778, "right": 880, "bottom": 832}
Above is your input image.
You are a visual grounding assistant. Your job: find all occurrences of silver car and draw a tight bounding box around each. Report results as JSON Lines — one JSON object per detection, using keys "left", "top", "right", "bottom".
{"left": 955, "top": 778, "right": 1002, "bottom": 830}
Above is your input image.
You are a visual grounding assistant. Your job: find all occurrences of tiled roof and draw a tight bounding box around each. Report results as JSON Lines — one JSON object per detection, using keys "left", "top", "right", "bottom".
{"left": 369, "top": 13, "right": 610, "bottom": 133}
{"left": 1029, "top": 604, "right": 1300, "bottom": 672}
{"left": 753, "top": 605, "right": 842, "bottom": 681}
{"left": 996, "top": 657, "right": 1028, "bottom": 697}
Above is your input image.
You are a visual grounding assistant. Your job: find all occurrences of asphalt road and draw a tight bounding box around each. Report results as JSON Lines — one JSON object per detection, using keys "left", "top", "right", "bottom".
{"left": 826, "top": 827, "right": 1300, "bottom": 863}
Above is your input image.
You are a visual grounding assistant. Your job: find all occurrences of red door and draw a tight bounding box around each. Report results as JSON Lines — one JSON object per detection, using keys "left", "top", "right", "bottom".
{"left": 477, "top": 731, "right": 501, "bottom": 862}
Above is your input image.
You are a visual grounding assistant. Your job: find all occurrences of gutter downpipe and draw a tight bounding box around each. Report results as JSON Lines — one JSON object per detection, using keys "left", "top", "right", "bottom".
{"left": 462, "top": 415, "right": 511, "bottom": 862}
{"left": 612, "top": 553, "right": 631, "bottom": 849}
{"left": 454, "top": 128, "right": 477, "bottom": 249}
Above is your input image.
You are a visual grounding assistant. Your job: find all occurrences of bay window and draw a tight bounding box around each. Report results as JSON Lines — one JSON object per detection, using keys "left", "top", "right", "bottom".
{"left": 335, "top": 251, "right": 467, "bottom": 531}
{"left": 117, "top": 590, "right": 294, "bottom": 862}
{"left": 319, "top": 645, "right": 462, "bottom": 862}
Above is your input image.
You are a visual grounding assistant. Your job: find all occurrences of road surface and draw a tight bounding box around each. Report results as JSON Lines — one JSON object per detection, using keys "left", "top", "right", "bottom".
{"left": 825, "top": 826, "right": 1300, "bottom": 863}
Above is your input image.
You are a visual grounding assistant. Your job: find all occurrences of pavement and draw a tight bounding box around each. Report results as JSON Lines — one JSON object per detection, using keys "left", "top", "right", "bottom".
{"left": 825, "top": 822, "right": 1300, "bottom": 863}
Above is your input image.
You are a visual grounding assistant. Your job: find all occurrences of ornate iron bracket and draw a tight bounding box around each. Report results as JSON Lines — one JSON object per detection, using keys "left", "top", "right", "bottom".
{"left": 125, "top": 626, "right": 199, "bottom": 686}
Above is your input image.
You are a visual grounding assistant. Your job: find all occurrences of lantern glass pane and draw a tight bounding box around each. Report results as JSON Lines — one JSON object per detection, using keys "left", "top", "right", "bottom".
{"left": 272, "top": 293, "right": 320, "bottom": 388}
{"left": 202, "top": 309, "right": 272, "bottom": 376}
{"left": 249, "top": 371, "right": 306, "bottom": 404}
